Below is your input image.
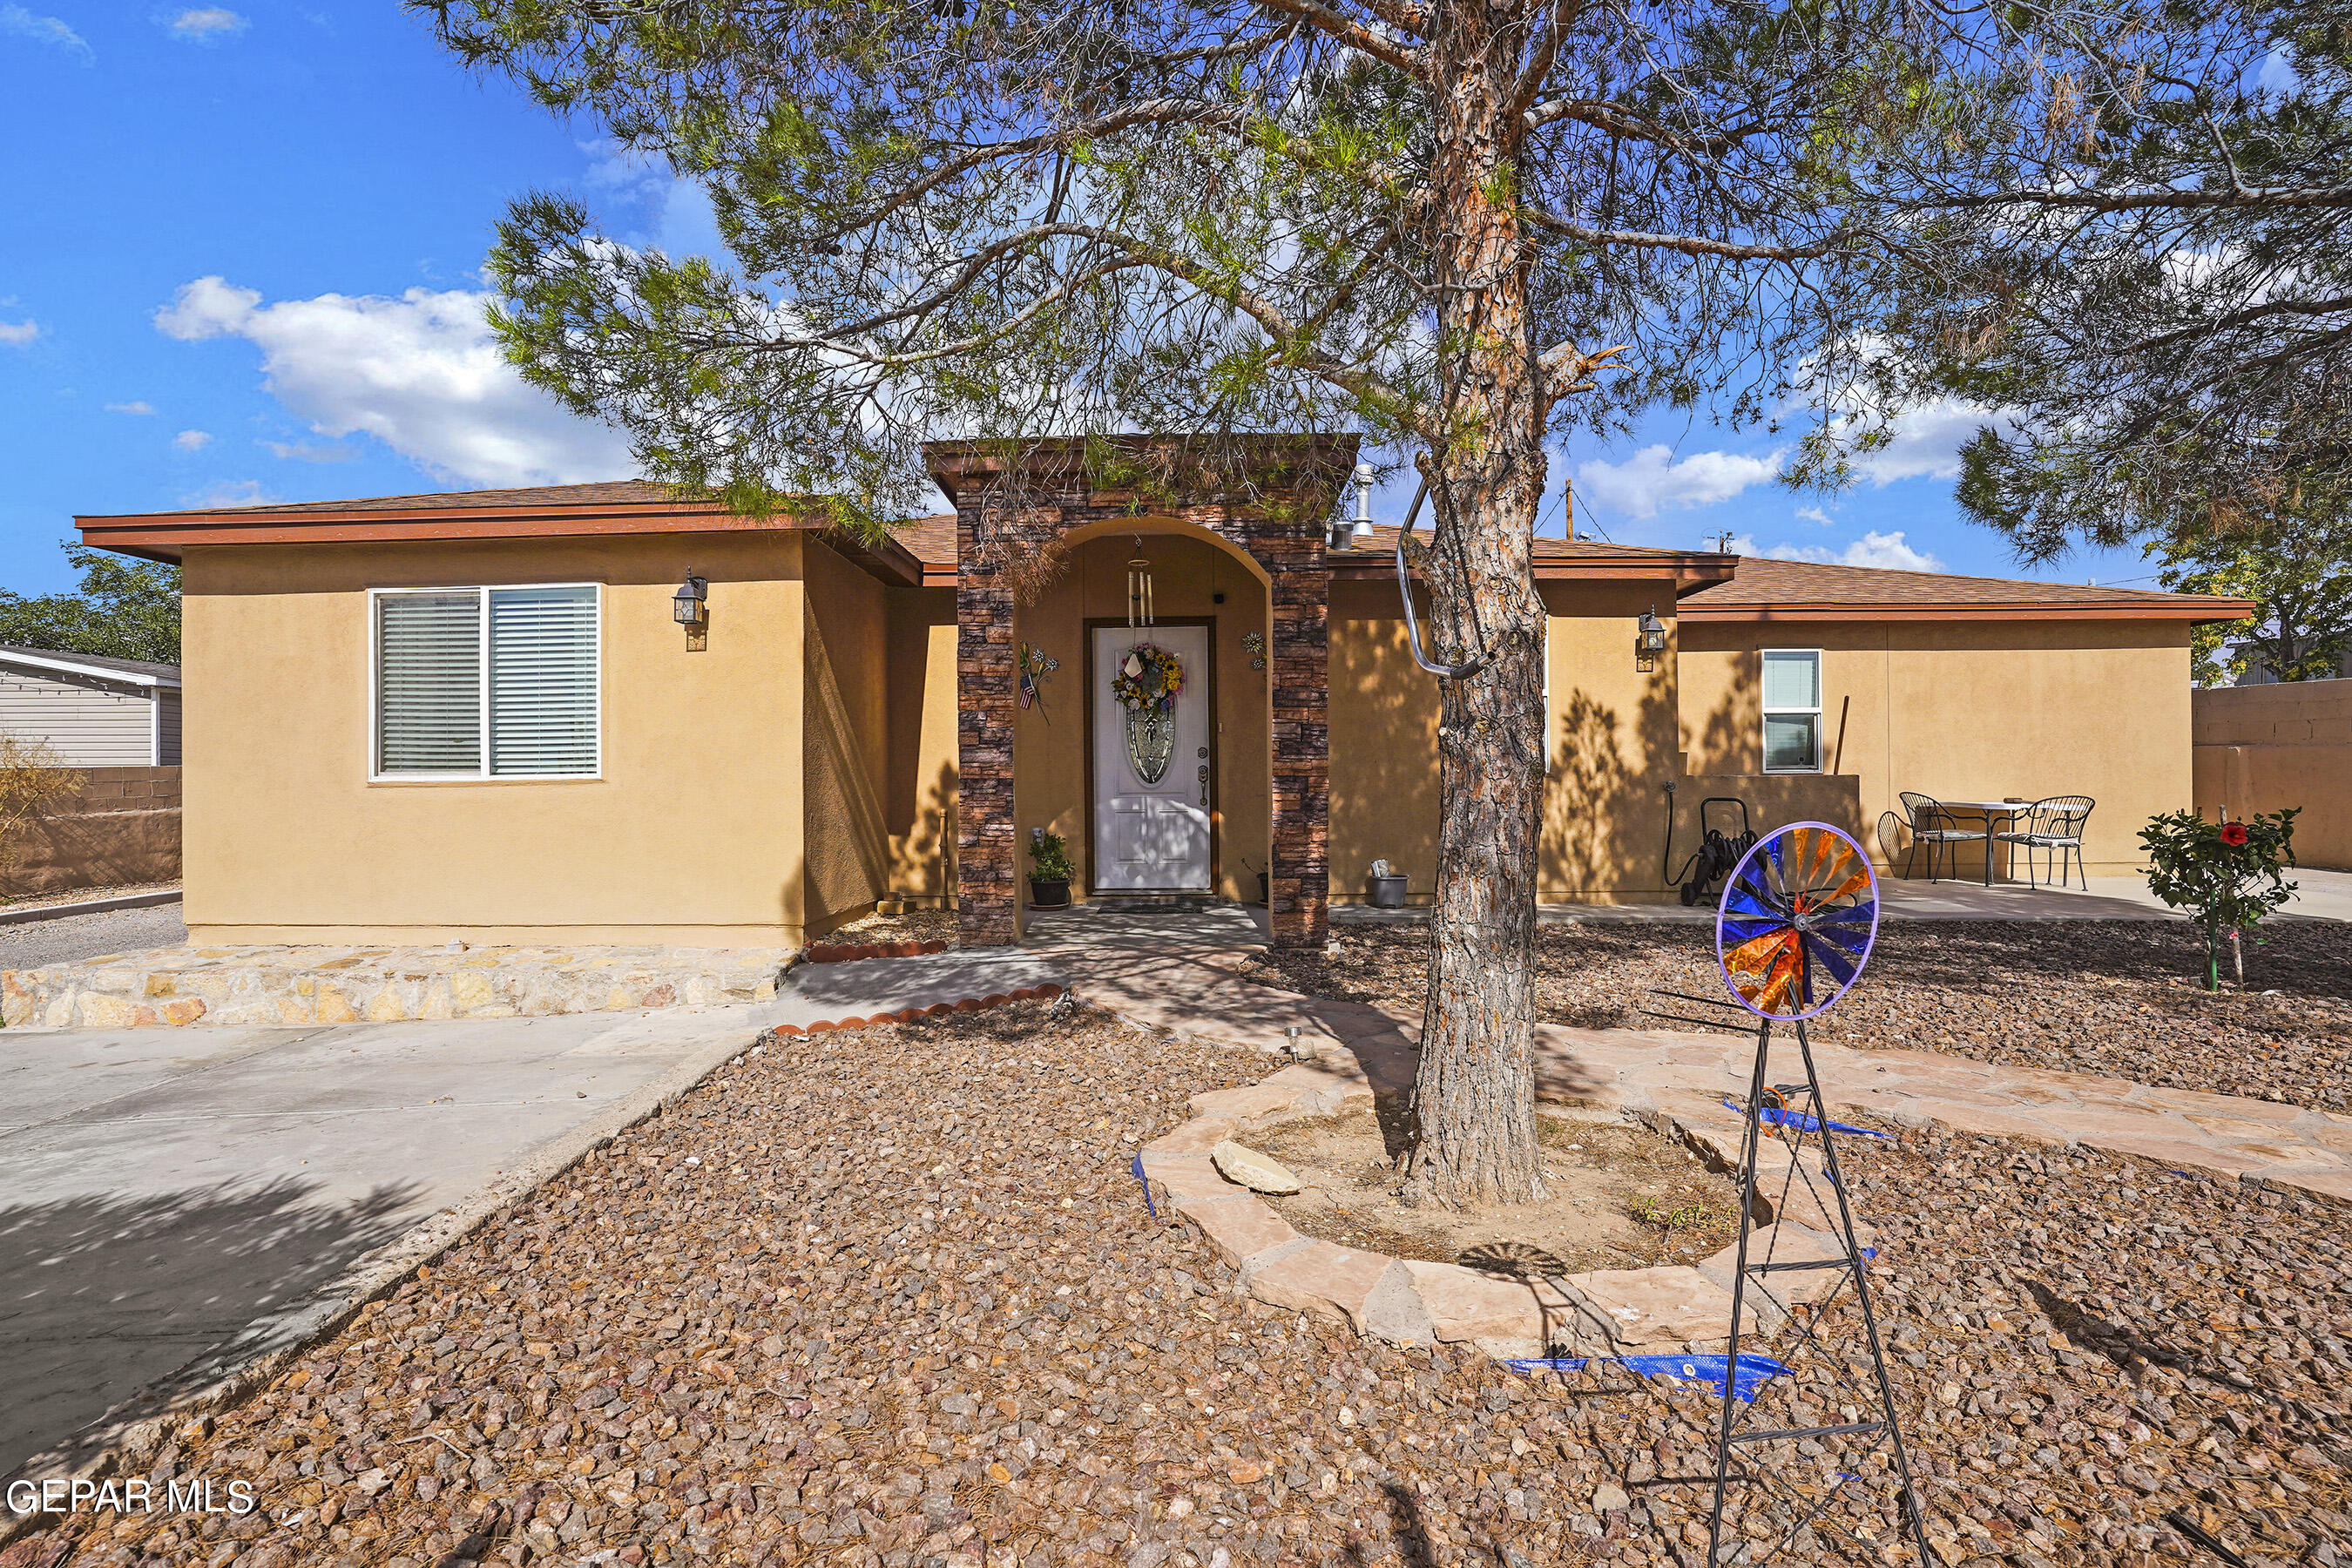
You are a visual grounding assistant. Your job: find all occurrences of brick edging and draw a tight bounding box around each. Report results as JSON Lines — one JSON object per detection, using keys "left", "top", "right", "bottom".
{"left": 800, "top": 938, "right": 952, "bottom": 965}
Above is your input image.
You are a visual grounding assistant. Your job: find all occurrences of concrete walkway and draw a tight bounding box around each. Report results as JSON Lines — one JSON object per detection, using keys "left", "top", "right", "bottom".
{"left": 1065, "top": 944, "right": 2352, "bottom": 1205}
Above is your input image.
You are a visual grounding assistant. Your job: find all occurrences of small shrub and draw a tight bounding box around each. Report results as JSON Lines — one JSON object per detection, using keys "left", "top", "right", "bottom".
{"left": 1026, "top": 829, "right": 1075, "bottom": 882}
{"left": 0, "top": 733, "right": 82, "bottom": 875}
{"left": 2139, "top": 807, "right": 2299, "bottom": 989}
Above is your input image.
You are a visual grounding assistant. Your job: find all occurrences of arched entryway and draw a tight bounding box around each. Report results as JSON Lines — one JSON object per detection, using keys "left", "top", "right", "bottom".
{"left": 929, "top": 436, "right": 1351, "bottom": 950}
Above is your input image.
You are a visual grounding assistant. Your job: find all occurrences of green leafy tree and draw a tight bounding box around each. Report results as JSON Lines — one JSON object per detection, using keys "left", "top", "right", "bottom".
{"left": 414, "top": 0, "right": 2058, "bottom": 1205}
{"left": 0, "top": 546, "right": 181, "bottom": 666}
{"left": 1866, "top": 0, "right": 2352, "bottom": 561}
{"left": 2139, "top": 808, "right": 2300, "bottom": 990}
{"left": 2153, "top": 498, "right": 2352, "bottom": 685}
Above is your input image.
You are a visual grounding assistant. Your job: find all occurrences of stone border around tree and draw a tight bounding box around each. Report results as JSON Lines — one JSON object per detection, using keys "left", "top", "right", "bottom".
{"left": 1136, "top": 1059, "right": 1880, "bottom": 1362}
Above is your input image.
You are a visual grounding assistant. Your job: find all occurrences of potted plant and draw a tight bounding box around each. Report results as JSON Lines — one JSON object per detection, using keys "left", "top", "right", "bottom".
{"left": 2139, "top": 807, "right": 2300, "bottom": 989}
{"left": 1027, "top": 828, "right": 1075, "bottom": 909}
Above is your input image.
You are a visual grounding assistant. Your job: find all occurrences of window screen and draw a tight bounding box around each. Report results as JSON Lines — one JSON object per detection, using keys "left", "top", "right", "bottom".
{"left": 375, "top": 585, "right": 598, "bottom": 777}
{"left": 1761, "top": 649, "right": 1821, "bottom": 773}
{"left": 489, "top": 586, "right": 598, "bottom": 775}
{"left": 377, "top": 591, "right": 482, "bottom": 774}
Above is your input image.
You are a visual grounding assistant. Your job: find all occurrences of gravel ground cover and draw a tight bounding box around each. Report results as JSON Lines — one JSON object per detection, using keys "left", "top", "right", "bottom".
{"left": 0, "top": 902, "right": 186, "bottom": 970}
{"left": 824, "top": 910, "right": 959, "bottom": 949}
{"left": 16, "top": 1002, "right": 2348, "bottom": 1568}
{"left": 0, "top": 880, "right": 179, "bottom": 913}
{"left": 1245, "top": 921, "right": 2352, "bottom": 1111}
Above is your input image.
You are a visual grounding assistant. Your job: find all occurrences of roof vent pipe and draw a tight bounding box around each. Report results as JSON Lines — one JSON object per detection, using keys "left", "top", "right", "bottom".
{"left": 1353, "top": 463, "right": 1375, "bottom": 537}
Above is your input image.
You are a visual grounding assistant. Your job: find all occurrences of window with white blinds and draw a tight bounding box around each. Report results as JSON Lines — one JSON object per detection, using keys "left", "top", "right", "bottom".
{"left": 373, "top": 585, "right": 600, "bottom": 778}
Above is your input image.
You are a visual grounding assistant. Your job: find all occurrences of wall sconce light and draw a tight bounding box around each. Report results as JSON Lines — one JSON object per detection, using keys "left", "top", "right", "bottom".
{"left": 1636, "top": 606, "right": 1666, "bottom": 671}
{"left": 672, "top": 574, "right": 707, "bottom": 625}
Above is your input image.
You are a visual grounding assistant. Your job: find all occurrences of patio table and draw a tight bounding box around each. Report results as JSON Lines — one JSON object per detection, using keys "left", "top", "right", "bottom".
{"left": 1932, "top": 799, "right": 2034, "bottom": 885}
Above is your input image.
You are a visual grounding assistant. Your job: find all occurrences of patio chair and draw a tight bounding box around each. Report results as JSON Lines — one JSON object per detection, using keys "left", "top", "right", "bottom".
{"left": 1995, "top": 795, "right": 2095, "bottom": 889}
{"left": 1896, "top": 791, "right": 1987, "bottom": 883}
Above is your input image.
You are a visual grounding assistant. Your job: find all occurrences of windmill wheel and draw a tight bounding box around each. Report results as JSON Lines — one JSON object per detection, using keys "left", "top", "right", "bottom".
{"left": 1715, "top": 821, "right": 1880, "bottom": 1021}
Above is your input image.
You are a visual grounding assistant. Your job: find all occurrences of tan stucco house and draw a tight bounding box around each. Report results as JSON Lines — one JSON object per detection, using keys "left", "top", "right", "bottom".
{"left": 77, "top": 437, "right": 2249, "bottom": 950}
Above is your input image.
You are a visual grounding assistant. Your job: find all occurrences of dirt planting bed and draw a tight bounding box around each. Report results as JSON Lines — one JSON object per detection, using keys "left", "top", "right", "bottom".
{"left": 1243, "top": 1112, "right": 1742, "bottom": 1278}
{"left": 17, "top": 1003, "right": 2347, "bottom": 1568}
{"left": 1247, "top": 919, "right": 2352, "bottom": 1111}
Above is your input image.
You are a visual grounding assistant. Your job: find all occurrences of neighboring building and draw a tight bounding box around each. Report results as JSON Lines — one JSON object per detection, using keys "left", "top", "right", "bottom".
{"left": 0, "top": 645, "right": 182, "bottom": 766}
{"left": 2216, "top": 640, "right": 2342, "bottom": 686}
{"left": 76, "top": 438, "right": 2250, "bottom": 950}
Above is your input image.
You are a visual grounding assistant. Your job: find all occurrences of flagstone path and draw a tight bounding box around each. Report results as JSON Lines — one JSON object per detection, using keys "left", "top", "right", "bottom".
{"left": 1049, "top": 938, "right": 2352, "bottom": 1206}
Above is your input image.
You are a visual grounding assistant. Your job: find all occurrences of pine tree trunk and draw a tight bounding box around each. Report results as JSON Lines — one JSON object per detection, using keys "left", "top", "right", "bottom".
{"left": 1399, "top": 0, "right": 1551, "bottom": 1208}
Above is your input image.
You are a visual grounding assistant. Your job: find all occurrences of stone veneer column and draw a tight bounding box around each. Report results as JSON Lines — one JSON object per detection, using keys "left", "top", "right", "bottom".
{"left": 1246, "top": 517, "right": 1330, "bottom": 949}
{"left": 954, "top": 510, "right": 1020, "bottom": 946}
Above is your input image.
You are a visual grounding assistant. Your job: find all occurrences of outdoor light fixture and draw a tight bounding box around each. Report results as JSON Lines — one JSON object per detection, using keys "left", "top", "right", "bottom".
{"left": 1637, "top": 606, "right": 1666, "bottom": 670}
{"left": 673, "top": 574, "right": 707, "bottom": 625}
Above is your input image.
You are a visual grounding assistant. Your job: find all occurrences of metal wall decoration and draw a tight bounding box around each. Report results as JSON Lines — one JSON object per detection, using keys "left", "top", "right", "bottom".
{"left": 1112, "top": 643, "right": 1185, "bottom": 785}
{"left": 1241, "top": 629, "right": 1267, "bottom": 670}
{"left": 1015, "top": 641, "right": 1058, "bottom": 716}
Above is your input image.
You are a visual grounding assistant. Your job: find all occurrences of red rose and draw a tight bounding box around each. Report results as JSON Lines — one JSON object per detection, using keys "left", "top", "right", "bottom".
{"left": 2220, "top": 821, "right": 2250, "bottom": 847}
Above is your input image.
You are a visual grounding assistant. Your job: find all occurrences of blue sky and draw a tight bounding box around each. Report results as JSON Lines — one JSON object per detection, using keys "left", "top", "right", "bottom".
{"left": 0, "top": 3, "right": 2153, "bottom": 596}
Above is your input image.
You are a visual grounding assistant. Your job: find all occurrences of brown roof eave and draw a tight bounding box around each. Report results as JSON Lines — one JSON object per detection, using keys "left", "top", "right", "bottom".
{"left": 75, "top": 497, "right": 767, "bottom": 560}
{"left": 1679, "top": 598, "right": 2256, "bottom": 624}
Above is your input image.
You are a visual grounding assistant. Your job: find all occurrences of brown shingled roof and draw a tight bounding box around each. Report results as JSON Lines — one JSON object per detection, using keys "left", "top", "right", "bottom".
{"left": 887, "top": 514, "right": 958, "bottom": 570}
{"left": 1680, "top": 554, "right": 2251, "bottom": 622}
{"left": 171, "top": 480, "right": 698, "bottom": 516}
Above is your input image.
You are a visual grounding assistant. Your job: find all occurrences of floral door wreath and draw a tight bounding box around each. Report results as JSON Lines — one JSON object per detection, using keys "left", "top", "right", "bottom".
{"left": 1113, "top": 643, "right": 1186, "bottom": 784}
{"left": 1112, "top": 644, "right": 1186, "bottom": 713}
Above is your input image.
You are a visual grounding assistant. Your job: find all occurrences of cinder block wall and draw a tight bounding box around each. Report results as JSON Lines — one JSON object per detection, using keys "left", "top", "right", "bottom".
{"left": 2193, "top": 681, "right": 2351, "bottom": 869}
{"left": 1, "top": 764, "right": 182, "bottom": 896}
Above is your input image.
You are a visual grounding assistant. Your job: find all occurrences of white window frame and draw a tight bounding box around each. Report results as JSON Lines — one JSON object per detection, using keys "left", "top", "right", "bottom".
{"left": 1761, "top": 647, "right": 1822, "bottom": 774}
{"left": 367, "top": 583, "right": 605, "bottom": 782}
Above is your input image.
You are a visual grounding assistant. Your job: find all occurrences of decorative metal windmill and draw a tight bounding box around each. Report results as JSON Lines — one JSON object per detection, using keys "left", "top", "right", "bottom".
{"left": 1701, "top": 821, "right": 1931, "bottom": 1565}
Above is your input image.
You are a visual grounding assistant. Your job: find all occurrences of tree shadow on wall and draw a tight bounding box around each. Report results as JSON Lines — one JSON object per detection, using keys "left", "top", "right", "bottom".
{"left": 0, "top": 1177, "right": 422, "bottom": 1477}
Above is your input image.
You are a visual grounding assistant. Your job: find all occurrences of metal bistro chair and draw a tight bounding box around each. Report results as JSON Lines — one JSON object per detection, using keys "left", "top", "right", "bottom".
{"left": 1996, "top": 795, "right": 2095, "bottom": 889}
{"left": 1897, "top": 791, "right": 1988, "bottom": 883}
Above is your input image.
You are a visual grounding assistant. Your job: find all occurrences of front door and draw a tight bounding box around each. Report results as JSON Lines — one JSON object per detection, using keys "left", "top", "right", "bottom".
{"left": 1092, "top": 624, "right": 1212, "bottom": 890}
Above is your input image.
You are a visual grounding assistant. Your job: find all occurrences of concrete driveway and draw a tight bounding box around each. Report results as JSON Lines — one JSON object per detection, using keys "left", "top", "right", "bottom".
{"left": 0, "top": 1006, "right": 768, "bottom": 1478}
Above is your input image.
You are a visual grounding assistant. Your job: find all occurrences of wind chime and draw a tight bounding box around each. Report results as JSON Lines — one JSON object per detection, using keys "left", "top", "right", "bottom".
{"left": 1118, "top": 537, "right": 1177, "bottom": 784}
{"left": 1126, "top": 537, "right": 1155, "bottom": 628}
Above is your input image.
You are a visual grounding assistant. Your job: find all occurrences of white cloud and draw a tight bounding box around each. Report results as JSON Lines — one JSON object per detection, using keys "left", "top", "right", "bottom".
{"left": 1, "top": 5, "right": 91, "bottom": 62}
{"left": 186, "top": 479, "right": 275, "bottom": 508}
{"left": 166, "top": 8, "right": 247, "bottom": 41}
{"left": 263, "top": 438, "right": 357, "bottom": 463}
{"left": 0, "top": 318, "right": 39, "bottom": 346}
{"left": 1846, "top": 398, "right": 1991, "bottom": 485}
{"left": 153, "top": 276, "right": 635, "bottom": 487}
{"left": 1794, "top": 505, "right": 1833, "bottom": 527}
{"left": 1572, "top": 444, "right": 1782, "bottom": 520}
{"left": 105, "top": 399, "right": 156, "bottom": 415}
{"left": 1728, "top": 530, "right": 1945, "bottom": 573}
{"left": 172, "top": 429, "right": 212, "bottom": 451}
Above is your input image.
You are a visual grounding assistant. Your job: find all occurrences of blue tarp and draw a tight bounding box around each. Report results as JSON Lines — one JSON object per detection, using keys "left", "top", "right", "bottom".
{"left": 1504, "top": 1353, "right": 1794, "bottom": 1402}
{"left": 1724, "top": 1098, "right": 1891, "bottom": 1139}
{"left": 1131, "top": 1152, "right": 1156, "bottom": 1217}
